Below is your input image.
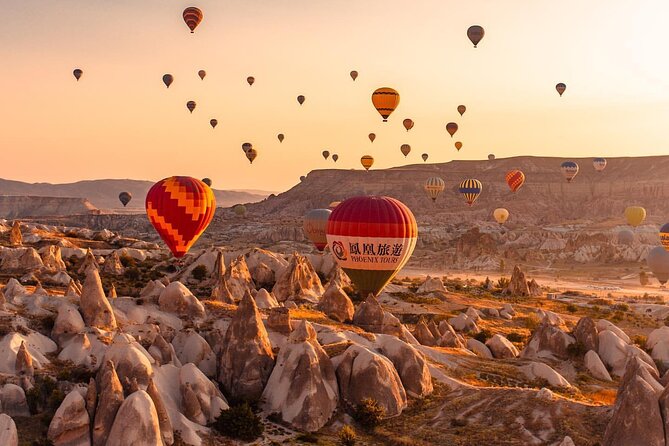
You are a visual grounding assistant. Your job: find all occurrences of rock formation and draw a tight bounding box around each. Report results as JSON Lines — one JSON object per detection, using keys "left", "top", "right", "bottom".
{"left": 93, "top": 361, "right": 124, "bottom": 446}
{"left": 253, "top": 288, "right": 279, "bottom": 309}
{"left": 78, "top": 249, "right": 99, "bottom": 275}
{"left": 102, "top": 251, "right": 125, "bottom": 276}
{"left": 317, "top": 282, "right": 354, "bottom": 323}
{"left": 266, "top": 306, "right": 292, "bottom": 335}
{"left": 0, "top": 414, "right": 18, "bottom": 446}
{"left": 224, "top": 255, "right": 255, "bottom": 300}
{"left": 521, "top": 323, "right": 575, "bottom": 360}
{"left": 272, "top": 253, "right": 324, "bottom": 303}
{"left": 376, "top": 336, "right": 433, "bottom": 398}
{"left": 573, "top": 317, "right": 599, "bottom": 352}
{"left": 48, "top": 391, "right": 91, "bottom": 446}
{"left": 353, "top": 294, "right": 415, "bottom": 343}
{"left": 80, "top": 269, "right": 117, "bottom": 331}
{"left": 486, "top": 334, "right": 519, "bottom": 359}
{"left": 417, "top": 275, "right": 446, "bottom": 293}
{"left": 503, "top": 266, "right": 530, "bottom": 296}
{"left": 171, "top": 329, "right": 216, "bottom": 377}
{"left": 106, "top": 390, "right": 162, "bottom": 446}
{"left": 158, "top": 282, "right": 205, "bottom": 319}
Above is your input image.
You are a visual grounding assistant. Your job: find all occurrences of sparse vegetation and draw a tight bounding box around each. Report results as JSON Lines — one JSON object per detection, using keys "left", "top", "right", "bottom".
{"left": 474, "top": 329, "right": 493, "bottom": 344}
{"left": 523, "top": 313, "right": 541, "bottom": 331}
{"left": 338, "top": 425, "right": 357, "bottom": 446}
{"left": 496, "top": 277, "right": 510, "bottom": 289}
{"left": 353, "top": 398, "right": 386, "bottom": 428}
{"left": 191, "top": 264, "right": 209, "bottom": 281}
{"left": 26, "top": 374, "right": 64, "bottom": 416}
{"left": 566, "top": 304, "right": 578, "bottom": 313}
{"left": 506, "top": 332, "right": 526, "bottom": 343}
{"left": 211, "top": 402, "right": 264, "bottom": 441}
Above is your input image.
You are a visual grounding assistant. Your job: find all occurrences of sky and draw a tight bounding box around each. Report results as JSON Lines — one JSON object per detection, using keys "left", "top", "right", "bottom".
{"left": 2, "top": 0, "right": 669, "bottom": 192}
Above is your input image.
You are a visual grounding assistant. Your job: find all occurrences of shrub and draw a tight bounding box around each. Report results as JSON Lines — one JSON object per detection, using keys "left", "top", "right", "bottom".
{"left": 296, "top": 433, "right": 319, "bottom": 443}
{"left": 353, "top": 398, "right": 386, "bottom": 428}
{"left": 496, "top": 277, "right": 510, "bottom": 289}
{"left": 191, "top": 264, "right": 209, "bottom": 281}
{"left": 567, "top": 341, "right": 587, "bottom": 358}
{"left": 26, "top": 375, "right": 64, "bottom": 415}
{"left": 474, "top": 329, "right": 493, "bottom": 344}
{"left": 523, "top": 313, "right": 541, "bottom": 331}
{"left": 506, "top": 332, "right": 525, "bottom": 343}
{"left": 640, "top": 271, "right": 649, "bottom": 286}
{"left": 119, "top": 254, "right": 136, "bottom": 268}
{"left": 565, "top": 304, "right": 578, "bottom": 313}
{"left": 211, "top": 403, "right": 264, "bottom": 441}
{"left": 613, "top": 303, "right": 630, "bottom": 312}
{"left": 124, "top": 267, "right": 141, "bottom": 281}
{"left": 632, "top": 335, "right": 648, "bottom": 348}
{"left": 338, "top": 425, "right": 357, "bottom": 446}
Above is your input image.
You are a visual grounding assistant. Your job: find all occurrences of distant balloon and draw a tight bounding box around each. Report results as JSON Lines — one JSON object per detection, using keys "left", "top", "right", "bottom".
{"left": 459, "top": 179, "right": 482, "bottom": 206}
{"left": 297, "top": 95, "right": 305, "bottom": 105}
{"left": 246, "top": 148, "right": 258, "bottom": 164}
{"left": 421, "top": 153, "right": 428, "bottom": 162}
{"left": 118, "top": 192, "right": 132, "bottom": 207}
{"left": 242, "top": 142, "right": 252, "bottom": 153}
{"left": 186, "top": 101, "right": 196, "bottom": 113}
{"left": 368, "top": 133, "right": 376, "bottom": 143}
{"left": 457, "top": 105, "right": 466, "bottom": 116}
{"left": 73, "top": 69, "right": 83, "bottom": 81}
{"left": 446, "top": 122, "right": 458, "bottom": 137}
{"left": 210, "top": 119, "right": 218, "bottom": 129}
{"left": 350, "top": 71, "right": 358, "bottom": 81}
{"left": 455, "top": 141, "right": 463, "bottom": 151}
{"left": 647, "top": 246, "right": 669, "bottom": 285}
{"left": 403, "top": 119, "right": 414, "bottom": 132}
{"left": 277, "top": 133, "right": 284, "bottom": 143}
{"left": 201, "top": 178, "right": 212, "bottom": 187}
{"left": 617, "top": 229, "right": 635, "bottom": 246}
{"left": 304, "top": 209, "right": 332, "bottom": 251}
{"left": 198, "top": 70, "right": 206, "bottom": 80}
{"left": 467, "top": 25, "right": 485, "bottom": 47}
{"left": 556, "top": 83, "right": 566, "bottom": 97}
{"left": 146, "top": 176, "right": 215, "bottom": 257}
{"left": 233, "top": 204, "right": 247, "bottom": 217}
{"left": 326, "top": 196, "right": 417, "bottom": 296}
{"left": 493, "top": 208, "right": 509, "bottom": 225}
{"left": 400, "top": 144, "right": 411, "bottom": 157}
{"left": 593, "top": 158, "right": 607, "bottom": 172}
{"left": 328, "top": 201, "right": 341, "bottom": 210}
{"left": 361, "top": 155, "right": 374, "bottom": 170}
{"left": 625, "top": 206, "right": 646, "bottom": 228}
{"left": 560, "top": 161, "right": 579, "bottom": 182}
{"left": 372, "top": 87, "right": 400, "bottom": 122}
{"left": 505, "top": 169, "right": 526, "bottom": 193}
{"left": 661, "top": 224, "right": 669, "bottom": 251}
{"left": 247, "top": 76, "right": 255, "bottom": 86}
{"left": 488, "top": 154, "right": 495, "bottom": 160}
{"left": 332, "top": 154, "right": 339, "bottom": 162}
{"left": 322, "top": 150, "right": 330, "bottom": 160}
{"left": 424, "top": 177, "right": 445, "bottom": 202}
{"left": 183, "top": 7, "right": 203, "bottom": 33}
{"left": 162, "top": 74, "right": 173, "bottom": 88}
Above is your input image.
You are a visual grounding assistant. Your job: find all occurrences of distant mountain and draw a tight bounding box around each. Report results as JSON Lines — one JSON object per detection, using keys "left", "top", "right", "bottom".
{"left": 0, "top": 178, "right": 269, "bottom": 210}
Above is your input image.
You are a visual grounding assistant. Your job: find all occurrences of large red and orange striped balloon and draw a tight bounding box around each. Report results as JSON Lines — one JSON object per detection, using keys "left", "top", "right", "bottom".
{"left": 326, "top": 196, "right": 417, "bottom": 296}
{"left": 145, "top": 177, "right": 216, "bottom": 258}
{"left": 183, "top": 7, "right": 203, "bottom": 33}
{"left": 505, "top": 169, "right": 526, "bottom": 193}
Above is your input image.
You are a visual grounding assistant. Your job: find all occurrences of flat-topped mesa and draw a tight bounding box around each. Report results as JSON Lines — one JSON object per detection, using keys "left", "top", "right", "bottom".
{"left": 272, "top": 252, "right": 324, "bottom": 304}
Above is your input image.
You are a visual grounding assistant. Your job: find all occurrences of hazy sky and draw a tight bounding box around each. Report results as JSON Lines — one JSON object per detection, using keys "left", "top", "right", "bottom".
{"left": 2, "top": 0, "right": 669, "bottom": 191}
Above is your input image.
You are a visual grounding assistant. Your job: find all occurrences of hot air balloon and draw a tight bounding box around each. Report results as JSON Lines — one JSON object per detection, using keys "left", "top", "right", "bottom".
{"left": 326, "top": 196, "right": 417, "bottom": 296}
{"left": 467, "top": 25, "right": 485, "bottom": 47}
{"left": 424, "top": 177, "right": 445, "bottom": 202}
{"left": 421, "top": 153, "right": 428, "bottom": 162}
{"left": 202, "top": 178, "right": 212, "bottom": 187}
{"left": 118, "top": 192, "right": 132, "bottom": 207}
{"left": 322, "top": 150, "right": 330, "bottom": 160}
{"left": 403, "top": 119, "right": 414, "bottom": 132}
{"left": 457, "top": 105, "right": 466, "bottom": 116}
{"left": 625, "top": 206, "right": 646, "bottom": 228}
{"left": 186, "top": 101, "right": 196, "bottom": 113}
{"left": 183, "top": 7, "right": 203, "bottom": 33}
{"left": 493, "top": 208, "right": 509, "bottom": 225}
{"left": 455, "top": 142, "right": 463, "bottom": 151}
{"left": 647, "top": 246, "right": 669, "bottom": 285}
{"left": 660, "top": 224, "right": 669, "bottom": 251}
{"left": 242, "top": 142, "right": 252, "bottom": 153}
{"left": 593, "top": 158, "right": 607, "bottom": 172}
{"left": 332, "top": 154, "right": 339, "bottom": 162}
{"left": 277, "top": 134, "right": 284, "bottom": 143}
{"left": 618, "top": 229, "right": 635, "bottom": 246}
{"left": 560, "top": 161, "right": 579, "bottom": 182}
{"left": 247, "top": 76, "right": 255, "bottom": 86}
{"left": 146, "top": 176, "right": 215, "bottom": 258}
{"left": 162, "top": 74, "right": 173, "bottom": 88}
{"left": 505, "top": 170, "right": 526, "bottom": 193}
{"left": 372, "top": 87, "right": 400, "bottom": 122}
{"left": 361, "top": 155, "right": 374, "bottom": 170}
{"left": 73, "top": 69, "right": 83, "bottom": 81}
{"left": 246, "top": 148, "right": 258, "bottom": 164}
{"left": 400, "top": 144, "right": 411, "bottom": 157}
{"left": 233, "top": 204, "right": 246, "bottom": 217}
{"left": 198, "top": 70, "right": 206, "bottom": 80}
{"left": 459, "top": 179, "right": 482, "bottom": 206}
{"left": 556, "top": 83, "right": 566, "bottom": 97}
{"left": 446, "top": 122, "right": 458, "bottom": 137}
{"left": 297, "top": 95, "right": 305, "bottom": 105}
{"left": 328, "top": 201, "right": 341, "bottom": 210}
{"left": 210, "top": 119, "right": 218, "bottom": 129}
{"left": 350, "top": 71, "right": 358, "bottom": 81}
{"left": 368, "top": 133, "right": 376, "bottom": 143}
{"left": 304, "top": 209, "right": 332, "bottom": 251}
{"left": 488, "top": 154, "right": 495, "bottom": 160}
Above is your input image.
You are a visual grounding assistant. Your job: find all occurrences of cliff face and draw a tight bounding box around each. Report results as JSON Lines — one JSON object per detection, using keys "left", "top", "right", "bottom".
{"left": 0, "top": 196, "right": 98, "bottom": 218}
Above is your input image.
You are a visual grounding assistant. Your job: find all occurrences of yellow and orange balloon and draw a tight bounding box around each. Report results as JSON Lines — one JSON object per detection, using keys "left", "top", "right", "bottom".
{"left": 372, "top": 88, "right": 400, "bottom": 122}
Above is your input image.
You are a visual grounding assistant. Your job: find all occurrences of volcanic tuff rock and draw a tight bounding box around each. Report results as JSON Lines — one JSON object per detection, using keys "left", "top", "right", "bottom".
{"left": 486, "top": 334, "right": 519, "bottom": 359}
{"left": 317, "top": 282, "right": 354, "bottom": 323}
{"left": 219, "top": 292, "right": 275, "bottom": 402}
{"left": 102, "top": 251, "right": 125, "bottom": 276}
{"left": 376, "top": 335, "right": 433, "bottom": 398}
{"left": 522, "top": 323, "right": 575, "bottom": 360}
{"left": 9, "top": 221, "right": 21, "bottom": 246}
{"left": 47, "top": 390, "right": 91, "bottom": 446}
{"left": 224, "top": 255, "right": 255, "bottom": 300}
{"left": 272, "top": 252, "right": 324, "bottom": 303}
{"left": 106, "top": 390, "right": 162, "bottom": 446}
{"left": 417, "top": 275, "right": 445, "bottom": 293}
{"left": 158, "top": 282, "right": 206, "bottom": 319}
{"left": 266, "top": 306, "right": 292, "bottom": 335}
{"left": 503, "top": 265, "right": 531, "bottom": 296}
{"left": 353, "top": 294, "right": 416, "bottom": 343}
{"left": 0, "top": 414, "right": 18, "bottom": 446}
{"left": 171, "top": 329, "right": 216, "bottom": 378}
{"left": 253, "top": 288, "right": 280, "bottom": 309}
{"left": 78, "top": 249, "right": 99, "bottom": 275}
{"left": 101, "top": 334, "right": 154, "bottom": 393}
{"left": 93, "top": 361, "right": 125, "bottom": 446}
{"left": 573, "top": 317, "right": 599, "bottom": 352}
{"left": 80, "top": 269, "right": 117, "bottom": 331}
{"left": 584, "top": 350, "right": 612, "bottom": 381}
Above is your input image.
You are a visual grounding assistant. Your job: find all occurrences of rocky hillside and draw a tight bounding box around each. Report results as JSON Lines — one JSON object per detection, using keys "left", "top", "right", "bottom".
{"left": 0, "top": 178, "right": 269, "bottom": 210}
{"left": 250, "top": 155, "right": 669, "bottom": 225}
{"left": 0, "top": 196, "right": 98, "bottom": 218}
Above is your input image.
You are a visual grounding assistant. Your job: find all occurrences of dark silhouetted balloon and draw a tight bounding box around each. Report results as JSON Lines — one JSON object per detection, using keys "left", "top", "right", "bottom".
{"left": 118, "top": 192, "right": 132, "bottom": 207}
{"left": 297, "top": 95, "right": 305, "bottom": 105}
{"left": 73, "top": 69, "right": 83, "bottom": 81}
{"left": 201, "top": 178, "right": 212, "bottom": 187}
{"left": 183, "top": 7, "right": 203, "bottom": 33}
{"left": 467, "top": 25, "right": 485, "bottom": 47}
{"left": 210, "top": 119, "right": 217, "bottom": 128}
{"left": 162, "top": 74, "right": 173, "bottom": 88}
{"left": 186, "top": 101, "right": 196, "bottom": 113}
{"left": 556, "top": 83, "right": 566, "bottom": 97}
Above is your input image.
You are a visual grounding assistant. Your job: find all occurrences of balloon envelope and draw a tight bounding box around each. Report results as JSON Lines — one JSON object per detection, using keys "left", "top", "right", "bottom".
{"left": 201, "top": 178, "right": 212, "bottom": 187}
{"left": 457, "top": 105, "right": 466, "bottom": 116}
{"left": 556, "top": 83, "right": 566, "bottom": 96}
{"left": 326, "top": 196, "right": 417, "bottom": 296}
{"left": 304, "top": 209, "right": 332, "bottom": 251}
{"left": 198, "top": 70, "right": 206, "bottom": 80}
{"left": 488, "top": 154, "right": 495, "bottom": 160}
{"left": 372, "top": 87, "right": 400, "bottom": 122}
{"left": 467, "top": 25, "right": 485, "bottom": 47}
{"left": 242, "top": 143, "right": 252, "bottom": 153}
{"left": 368, "top": 133, "right": 376, "bottom": 143}
{"left": 400, "top": 144, "right": 411, "bottom": 157}
{"left": 360, "top": 155, "right": 374, "bottom": 170}
{"left": 277, "top": 134, "right": 284, "bottom": 143}
{"left": 73, "top": 69, "right": 83, "bottom": 81}
{"left": 146, "top": 176, "right": 215, "bottom": 257}
{"left": 246, "top": 148, "right": 258, "bottom": 163}
{"left": 494, "top": 208, "right": 509, "bottom": 225}
{"left": 332, "top": 154, "right": 339, "bottom": 162}
{"left": 350, "top": 71, "right": 358, "bottom": 81}
{"left": 455, "top": 142, "right": 463, "bottom": 151}
{"left": 625, "top": 206, "right": 646, "bottom": 228}
{"left": 297, "top": 95, "right": 305, "bottom": 105}
{"left": 421, "top": 153, "right": 428, "bottom": 162}
{"left": 118, "top": 192, "right": 132, "bottom": 207}
{"left": 424, "top": 177, "right": 445, "bottom": 202}
{"left": 560, "top": 161, "right": 579, "bottom": 182}
{"left": 593, "top": 157, "right": 607, "bottom": 172}
{"left": 322, "top": 150, "right": 330, "bottom": 160}
{"left": 648, "top": 246, "right": 669, "bottom": 285}
{"left": 446, "top": 122, "right": 458, "bottom": 137}
{"left": 183, "top": 7, "right": 203, "bottom": 33}
{"left": 162, "top": 74, "right": 173, "bottom": 88}
{"left": 186, "top": 101, "right": 196, "bottom": 113}
{"left": 210, "top": 119, "right": 217, "bottom": 128}
{"left": 459, "top": 179, "right": 482, "bottom": 206}
{"left": 617, "top": 229, "right": 635, "bottom": 246}
{"left": 403, "top": 119, "right": 414, "bottom": 132}
{"left": 247, "top": 76, "right": 255, "bottom": 86}
{"left": 505, "top": 170, "right": 526, "bottom": 193}
{"left": 661, "top": 223, "right": 669, "bottom": 251}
